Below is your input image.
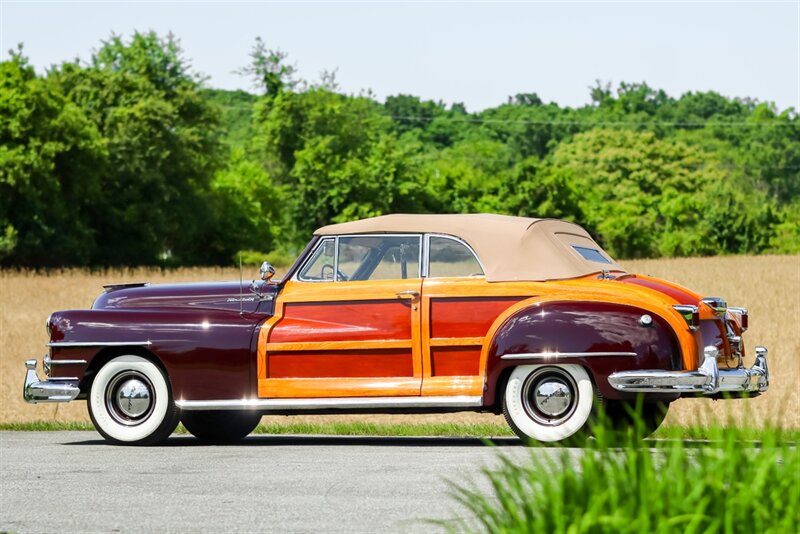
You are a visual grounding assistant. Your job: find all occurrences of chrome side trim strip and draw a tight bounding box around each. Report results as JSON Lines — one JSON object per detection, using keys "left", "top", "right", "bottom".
{"left": 176, "top": 395, "right": 483, "bottom": 411}
{"left": 47, "top": 341, "right": 152, "bottom": 348}
{"left": 500, "top": 351, "right": 637, "bottom": 360}
{"left": 44, "top": 354, "right": 87, "bottom": 366}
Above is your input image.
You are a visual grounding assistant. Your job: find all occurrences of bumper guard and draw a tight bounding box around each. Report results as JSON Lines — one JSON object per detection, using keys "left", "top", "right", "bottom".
{"left": 608, "top": 346, "right": 769, "bottom": 396}
{"left": 23, "top": 359, "right": 80, "bottom": 403}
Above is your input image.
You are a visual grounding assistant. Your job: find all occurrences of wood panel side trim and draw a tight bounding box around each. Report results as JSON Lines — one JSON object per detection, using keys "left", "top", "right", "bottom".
{"left": 259, "top": 377, "right": 421, "bottom": 398}
{"left": 276, "top": 279, "right": 423, "bottom": 303}
{"left": 257, "top": 299, "right": 286, "bottom": 384}
{"left": 429, "top": 337, "right": 484, "bottom": 347}
{"left": 266, "top": 340, "right": 412, "bottom": 352}
{"left": 421, "top": 376, "right": 483, "bottom": 397}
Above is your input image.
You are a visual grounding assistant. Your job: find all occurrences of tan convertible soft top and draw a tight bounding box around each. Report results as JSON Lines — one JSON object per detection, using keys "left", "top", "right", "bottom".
{"left": 315, "top": 214, "right": 625, "bottom": 282}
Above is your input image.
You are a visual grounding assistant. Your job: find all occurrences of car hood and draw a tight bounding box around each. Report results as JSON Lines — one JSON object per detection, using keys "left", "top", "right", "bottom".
{"left": 92, "top": 281, "right": 278, "bottom": 313}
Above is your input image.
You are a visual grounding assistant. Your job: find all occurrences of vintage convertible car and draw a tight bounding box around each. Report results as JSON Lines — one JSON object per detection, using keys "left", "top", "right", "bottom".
{"left": 23, "top": 214, "right": 769, "bottom": 445}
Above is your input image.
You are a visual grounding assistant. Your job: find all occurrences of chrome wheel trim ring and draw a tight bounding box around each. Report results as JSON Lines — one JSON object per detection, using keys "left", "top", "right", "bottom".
{"left": 105, "top": 371, "right": 156, "bottom": 426}
{"left": 521, "top": 367, "right": 579, "bottom": 426}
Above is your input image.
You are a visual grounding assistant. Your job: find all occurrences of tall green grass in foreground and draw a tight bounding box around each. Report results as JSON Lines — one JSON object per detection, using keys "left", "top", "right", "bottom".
{"left": 445, "top": 422, "right": 800, "bottom": 534}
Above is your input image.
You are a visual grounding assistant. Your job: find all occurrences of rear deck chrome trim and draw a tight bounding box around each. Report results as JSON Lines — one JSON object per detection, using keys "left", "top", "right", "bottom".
{"left": 176, "top": 395, "right": 483, "bottom": 411}
{"left": 47, "top": 341, "right": 152, "bottom": 348}
{"left": 500, "top": 351, "right": 637, "bottom": 360}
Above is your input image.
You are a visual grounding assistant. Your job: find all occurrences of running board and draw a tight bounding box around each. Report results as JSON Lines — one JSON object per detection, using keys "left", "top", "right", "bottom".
{"left": 175, "top": 396, "right": 483, "bottom": 411}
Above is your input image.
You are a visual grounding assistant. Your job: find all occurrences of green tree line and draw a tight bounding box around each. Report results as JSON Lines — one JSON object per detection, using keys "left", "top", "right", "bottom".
{"left": 1, "top": 32, "right": 797, "bottom": 267}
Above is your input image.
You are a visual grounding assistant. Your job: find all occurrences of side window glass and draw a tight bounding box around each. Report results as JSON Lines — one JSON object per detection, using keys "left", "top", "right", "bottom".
{"left": 298, "top": 238, "right": 336, "bottom": 281}
{"left": 337, "top": 238, "right": 371, "bottom": 281}
{"left": 339, "top": 236, "right": 421, "bottom": 281}
{"left": 428, "top": 236, "right": 483, "bottom": 278}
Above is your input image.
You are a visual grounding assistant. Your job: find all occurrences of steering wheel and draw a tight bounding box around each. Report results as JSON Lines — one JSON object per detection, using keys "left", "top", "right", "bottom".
{"left": 320, "top": 263, "right": 348, "bottom": 281}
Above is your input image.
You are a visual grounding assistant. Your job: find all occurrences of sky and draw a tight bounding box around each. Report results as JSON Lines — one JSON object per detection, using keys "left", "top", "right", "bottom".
{"left": 1, "top": 1, "right": 798, "bottom": 112}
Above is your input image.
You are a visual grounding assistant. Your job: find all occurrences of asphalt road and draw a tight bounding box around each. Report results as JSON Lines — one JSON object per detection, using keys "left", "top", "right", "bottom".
{"left": 0, "top": 431, "right": 548, "bottom": 533}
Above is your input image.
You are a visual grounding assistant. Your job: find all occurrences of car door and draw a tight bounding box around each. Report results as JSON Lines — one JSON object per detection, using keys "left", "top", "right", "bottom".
{"left": 420, "top": 234, "right": 527, "bottom": 397}
{"left": 258, "top": 235, "right": 423, "bottom": 398}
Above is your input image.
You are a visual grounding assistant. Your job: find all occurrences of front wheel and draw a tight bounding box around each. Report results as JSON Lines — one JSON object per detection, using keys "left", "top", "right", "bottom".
{"left": 88, "top": 355, "right": 180, "bottom": 446}
{"left": 503, "top": 364, "right": 595, "bottom": 443}
{"left": 181, "top": 410, "right": 262, "bottom": 443}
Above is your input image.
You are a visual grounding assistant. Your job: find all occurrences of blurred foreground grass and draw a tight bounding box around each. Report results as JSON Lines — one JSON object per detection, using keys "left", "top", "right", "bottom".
{"left": 441, "top": 423, "right": 800, "bottom": 533}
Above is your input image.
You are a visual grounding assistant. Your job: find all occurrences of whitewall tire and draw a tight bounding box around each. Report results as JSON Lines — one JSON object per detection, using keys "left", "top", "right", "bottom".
{"left": 88, "top": 355, "right": 179, "bottom": 446}
{"left": 503, "top": 364, "right": 595, "bottom": 443}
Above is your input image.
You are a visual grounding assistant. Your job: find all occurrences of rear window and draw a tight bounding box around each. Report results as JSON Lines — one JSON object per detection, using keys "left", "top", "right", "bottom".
{"left": 571, "top": 245, "right": 612, "bottom": 264}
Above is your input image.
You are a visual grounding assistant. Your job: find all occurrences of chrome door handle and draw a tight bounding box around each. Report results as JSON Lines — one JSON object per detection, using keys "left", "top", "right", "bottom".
{"left": 396, "top": 290, "right": 420, "bottom": 301}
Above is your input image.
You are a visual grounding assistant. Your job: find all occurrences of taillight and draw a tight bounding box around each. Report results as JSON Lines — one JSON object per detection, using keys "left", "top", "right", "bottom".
{"left": 673, "top": 304, "right": 700, "bottom": 331}
{"left": 701, "top": 296, "right": 727, "bottom": 316}
{"left": 728, "top": 307, "right": 748, "bottom": 332}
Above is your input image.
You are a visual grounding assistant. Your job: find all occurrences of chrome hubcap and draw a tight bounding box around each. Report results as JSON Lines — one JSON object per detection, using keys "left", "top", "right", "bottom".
{"left": 521, "top": 368, "right": 578, "bottom": 426}
{"left": 106, "top": 371, "right": 155, "bottom": 426}
{"left": 533, "top": 379, "right": 572, "bottom": 418}
{"left": 115, "top": 379, "right": 151, "bottom": 418}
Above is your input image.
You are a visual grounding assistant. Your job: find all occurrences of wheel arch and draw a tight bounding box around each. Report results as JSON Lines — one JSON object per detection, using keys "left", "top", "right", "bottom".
{"left": 82, "top": 346, "right": 171, "bottom": 395}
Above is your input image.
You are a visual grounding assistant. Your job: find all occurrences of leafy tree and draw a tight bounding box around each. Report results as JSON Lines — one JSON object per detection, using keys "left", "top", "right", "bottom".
{"left": 476, "top": 98, "right": 592, "bottom": 160}
{"left": 3, "top": 33, "right": 799, "bottom": 266}
{"left": 505, "top": 158, "right": 584, "bottom": 222}
{"left": 207, "top": 149, "right": 284, "bottom": 261}
{"left": 419, "top": 139, "right": 514, "bottom": 214}
{"left": 203, "top": 88, "right": 258, "bottom": 150}
{"left": 384, "top": 94, "right": 446, "bottom": 135}
{"left": 545, "top": 129, "right": 778, "bottom": 257}
{"left": 50, "top": 31, "right": 225, "bottom": 265}
{"left": 253, "top": 88, "right": 428, "bottom": 243}
{"left": 236, "top": 37, "right": 299, "bottom": 97}
{"left": 0, "top": 48, "right": 105, "bottom": 265}
{"left": 769, "top": 201, "right": 800, "bottom": 253}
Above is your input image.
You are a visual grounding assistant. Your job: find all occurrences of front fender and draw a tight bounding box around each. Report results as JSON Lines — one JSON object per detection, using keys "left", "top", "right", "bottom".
{"left": 481, "top": 299, "right": 682, "bottom": 404}
{"left": 47, "top": 308, "right": 266, "bottom": 401}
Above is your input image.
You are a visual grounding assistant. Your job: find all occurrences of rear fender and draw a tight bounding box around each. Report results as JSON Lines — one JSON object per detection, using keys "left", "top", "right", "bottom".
{"left": 480, "top": 295, "right": 684, "bottom": 405}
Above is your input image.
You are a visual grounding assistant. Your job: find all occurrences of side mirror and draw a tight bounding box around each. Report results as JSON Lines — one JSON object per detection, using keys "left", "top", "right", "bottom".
{"left": 260, "top": 261, "right": 276, "bottom": 282}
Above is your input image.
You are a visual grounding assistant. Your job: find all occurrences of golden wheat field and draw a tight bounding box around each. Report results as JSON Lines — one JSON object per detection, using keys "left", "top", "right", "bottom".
{"left": 1, "top": 256, "right": 798, "bottom": 428}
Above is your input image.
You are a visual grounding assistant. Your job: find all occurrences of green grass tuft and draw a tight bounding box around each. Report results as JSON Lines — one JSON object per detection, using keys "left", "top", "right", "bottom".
{"left": 0, "top": 421, "right": 97, "bottom": 432}
{"left": 442, "top": 421, "right": 800, "bottom": 533}
{"left": 250, "top": 421, "right": 516, "bottom": 437}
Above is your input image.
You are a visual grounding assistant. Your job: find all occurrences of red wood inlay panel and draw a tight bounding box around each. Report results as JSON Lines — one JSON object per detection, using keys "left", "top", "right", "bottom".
{"left": 430, "top": 297, "right": 524, "bottom": 338}
{"left": 268, "top": 349, "right": 414, "bottom": 378}
{"left": 270, "top": 300, "right": 411, "bottom": 343}
{"left": 430, "top": 347, "right": 481, "bottom": 376}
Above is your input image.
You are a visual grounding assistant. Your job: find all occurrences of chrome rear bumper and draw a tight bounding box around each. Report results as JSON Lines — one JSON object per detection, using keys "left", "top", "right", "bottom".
{"left": 608, "top": 346, "right": 769, "bottom": 396}
{"left": 23, "top": 359, "right": 80, "bottom": 403}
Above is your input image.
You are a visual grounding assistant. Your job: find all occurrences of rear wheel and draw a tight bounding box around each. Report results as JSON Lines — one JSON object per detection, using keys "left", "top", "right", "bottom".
{"left": 181, "top": 410, "right": 262, "bottom": 443}
{"left": 503, "top": 364, "right": 595, "bottom": 443}
{"left": 600, "top": 399, "right": 670, "bottom": 440}
{"left": 88, "top": 355, "right": 180, "bottom": 446}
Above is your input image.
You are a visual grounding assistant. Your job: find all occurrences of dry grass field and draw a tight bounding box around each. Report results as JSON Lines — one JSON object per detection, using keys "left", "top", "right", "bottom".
{"left": 1, "top": 255, "right": 797, "bottom": 429}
